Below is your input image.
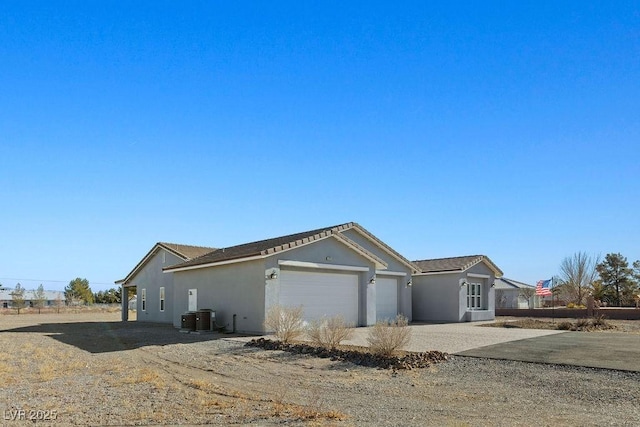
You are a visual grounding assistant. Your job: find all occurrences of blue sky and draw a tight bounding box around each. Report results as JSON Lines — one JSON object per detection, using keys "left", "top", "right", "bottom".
{"left": 1, "top": 1, "right": 638, "bottom": 292}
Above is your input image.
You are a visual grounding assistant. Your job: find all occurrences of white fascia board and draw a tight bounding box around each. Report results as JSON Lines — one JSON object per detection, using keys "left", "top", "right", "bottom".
{"left": 278, "top": 260, "right": 370, "bottom": 272}
{"left": 375, "top": 270, "right": 407, "bottom": 277}
{"left": 467, "top": 273, "right": 491, "bottom": 279}
{"left": 164, "top": 254, "right": 267, "bottom": 273}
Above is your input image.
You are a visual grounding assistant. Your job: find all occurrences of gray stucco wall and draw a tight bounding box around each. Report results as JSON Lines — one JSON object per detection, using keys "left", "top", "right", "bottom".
{"left": 130, "top": 249, "right": 181, "bottom": 324}
{"left": 172, "top": 259, "right": 266, "bottom": 333}
{"left": 412, "top": 272, "right": 463, "bottom": 322}
{"left": 412, "top": 261, "right": 497, "bottom": 322}
{"left": 341, "top": 229, "right": 413, "bottom": 321}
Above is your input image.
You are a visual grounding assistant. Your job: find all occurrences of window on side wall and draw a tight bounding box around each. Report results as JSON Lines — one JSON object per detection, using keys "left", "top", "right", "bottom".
{"left": 141, "top": 288, "right": 147, "bottom": 311}
{"left": 159, "top": 287, "right": 165, "bottom": 312}
{"left": 467, "top": 282, "right": 482, "bottom": 310}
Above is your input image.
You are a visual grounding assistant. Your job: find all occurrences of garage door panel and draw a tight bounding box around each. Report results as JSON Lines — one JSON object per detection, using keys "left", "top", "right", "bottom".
{"left": 376, "top": 277, "right": 398, "bottom": 321}
{"left": 279, "top": 270, "right": 358, "bottom": 325}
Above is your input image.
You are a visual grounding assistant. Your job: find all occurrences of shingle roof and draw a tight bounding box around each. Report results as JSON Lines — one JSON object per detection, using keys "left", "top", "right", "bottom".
{"left": 164, "top": 222, "right": 419, "bottom": 273}
{"left": 116, "top": 242, "right": 216, "bottom": 285}
{"left": 0, "top": 289, "right": 64, "bottom": 301}
{"left": 413, "top": 255, "right": 503, "bottom": 276}
{"left": 164, "top": 223, "right": 354, "bottom": 270}
{"left": 494, "top": 277, "right": 533, "bottom": 290}
{"left": 157, "top": 242, "right": 216, "bottom": 260}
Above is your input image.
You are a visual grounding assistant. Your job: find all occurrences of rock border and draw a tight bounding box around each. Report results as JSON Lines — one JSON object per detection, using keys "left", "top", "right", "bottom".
{"left": 245, "top": 338, "right": 448, "bottom": 370}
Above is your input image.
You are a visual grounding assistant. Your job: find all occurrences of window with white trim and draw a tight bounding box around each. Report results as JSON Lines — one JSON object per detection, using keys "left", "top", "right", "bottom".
{"left": 159, "top": 287, "right": 165, "bottom": 312}
{"left": 141, "top": 288, "right": 146, "bottom": 311}
{"left": 162, "top": 252, "right": 166, "bottom": 264}
{"left": 467, "top": 282, "right": 482, "bottom": 310}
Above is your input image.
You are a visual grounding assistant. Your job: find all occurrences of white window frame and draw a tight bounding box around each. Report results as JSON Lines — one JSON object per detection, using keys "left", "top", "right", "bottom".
{"left": 141, "top": 288, "right": 147, "bottom": 311}
{"left": 467, "top": 282, "right": 482, "bottom": 310}
{"left": 159, "top": 287, "right": 165, "bottom": 312}
{"left": 162, "top": 252, "right": 166, "bottom": 264}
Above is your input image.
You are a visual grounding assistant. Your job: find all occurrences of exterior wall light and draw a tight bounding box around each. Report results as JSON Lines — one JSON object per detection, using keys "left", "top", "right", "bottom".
{"left": 268, "top": 271, "right": 278, "bottom": 279}
{"left": 369, "top": 277, "right": 376, "bottom": 285}
{"left": 406, "top": 280, "right": 412, "bottom": 287}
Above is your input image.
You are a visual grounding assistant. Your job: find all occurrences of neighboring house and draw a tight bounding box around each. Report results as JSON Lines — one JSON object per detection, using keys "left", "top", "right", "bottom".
{"left": 494, "top": 277, "right": 537, "bottom": 309}
{"left": 411, "top": 255, "right": 503, "bottom": 322}
{"left": 0, "top": 289, "right": 65, "bottom": 309}
{"left": 117, "top": 222, "right": 419, "bottom": 333}
{"left": 116, "top": 242, "right": 217, "bottom": 322}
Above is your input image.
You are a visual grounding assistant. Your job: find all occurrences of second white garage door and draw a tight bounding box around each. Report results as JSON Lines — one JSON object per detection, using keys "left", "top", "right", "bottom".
{"left": 376, "top": 277, "right": 398, "bottom": 321}
{"left": 279, "top": 269, "right": 359, "bottom": 325}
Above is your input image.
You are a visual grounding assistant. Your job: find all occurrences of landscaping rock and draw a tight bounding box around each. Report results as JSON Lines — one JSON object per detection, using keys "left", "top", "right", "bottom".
{"left": 245, "top": 338, "right": 448, "bottom": 370}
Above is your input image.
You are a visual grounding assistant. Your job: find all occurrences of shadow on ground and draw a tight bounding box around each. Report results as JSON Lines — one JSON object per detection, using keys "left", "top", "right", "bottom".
{"left": 2, "top": 321, "right": 245, "bottom": 353}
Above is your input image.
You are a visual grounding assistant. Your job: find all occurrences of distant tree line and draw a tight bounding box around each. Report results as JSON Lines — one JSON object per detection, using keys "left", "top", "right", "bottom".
{"left": 5, "top": 278, "right": 123, "bottom": 314}
{"left": 556, "top": 252, "right": 640, "bottom": 307}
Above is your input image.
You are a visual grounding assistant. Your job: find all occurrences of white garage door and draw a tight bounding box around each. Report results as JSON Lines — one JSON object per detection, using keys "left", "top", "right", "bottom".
{"left": 279, "top": 270, "right": 359, "bottom": 325}
{"left": 376, "top": 277, "right": 398, "bottom": 322}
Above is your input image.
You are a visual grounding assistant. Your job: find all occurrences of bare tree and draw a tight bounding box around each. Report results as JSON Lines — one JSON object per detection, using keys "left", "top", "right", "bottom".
{"left": 32, "top": 284, "right": 46, "bottom": 314}
{"left": 54, "top": 293, "right": 64, "bottom": 314}
{"left": 559, "top": 252, "right": 600, "bottom": 305}
{"left": 10, "top": 283, "right": 26, "bottom": 314}
{"left": 518, "top": 287, "right": 536, "bottom": 308}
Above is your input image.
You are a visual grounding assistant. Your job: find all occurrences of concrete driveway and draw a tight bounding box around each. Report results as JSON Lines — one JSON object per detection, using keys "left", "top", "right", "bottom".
{"left": 342, "top": 321, "right": 564, "bottom": 354}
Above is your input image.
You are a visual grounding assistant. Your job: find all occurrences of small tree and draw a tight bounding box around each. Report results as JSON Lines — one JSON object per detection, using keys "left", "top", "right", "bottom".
{"left": 367, "top": 315, "right": 411, "bottom": 356}
{"left": 559, "top": 252, "right": 600, "bottom": 305}
{"left": 518, "top": 287, "right": 536, "bottom": 308}
{"left": 307, "top": 316, "right": 354, "bottom": 349}
{"left": 263, "top": 305, "right": 305, "bottom": 344}
{"left": 597, "top": 253, "right": 635, "bottom": 307}
{"left": 10, "top": 283, "right": 26, "bottom": 314}
{"left": 54, "top": 293, "right": 64, "bottom": 314}
{"left": 32, "top": 284, "right": 46, "bottom": 314}
{"left": 94, "top": 288, "right": 121, "bottom": 304}
{"left": 65, "top": 278, "right": 94, "bottom": 305}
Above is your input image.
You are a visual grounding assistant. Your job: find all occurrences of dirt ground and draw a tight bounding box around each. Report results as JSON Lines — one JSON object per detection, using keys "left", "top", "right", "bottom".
{"left": 1, "top": 312, "right": 639, "bottom": 426}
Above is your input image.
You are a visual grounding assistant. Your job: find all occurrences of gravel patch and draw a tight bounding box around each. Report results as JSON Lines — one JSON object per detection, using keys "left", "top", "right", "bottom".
{"left": 2, "top": 313, "right": 639, "bottom": 426}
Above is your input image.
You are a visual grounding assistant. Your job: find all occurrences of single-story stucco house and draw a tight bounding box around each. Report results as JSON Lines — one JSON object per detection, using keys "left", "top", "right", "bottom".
{"left": 411, "top": 255, "right": 503, "bottom": 322}
{"left": 116, "top": 242, "right": 217, "bottom": 323}
{"left": 0, "top": 289, "right": 65, "bottom": 309}
{"left": 117, "top": 222, "right": 419, "bottom": 333}
{"left": 494, "top": 277, "right": 538, "bottom": 309}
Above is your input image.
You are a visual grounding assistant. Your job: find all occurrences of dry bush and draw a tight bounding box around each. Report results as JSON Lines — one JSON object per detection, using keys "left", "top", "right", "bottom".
{"left": 591, "top": 313, "right": 610, "bottom": 328}
{"left": 367, "top": 315, "right": 411, "bottom": 356}
{"left": 307, "top": 315, "right": 354, "bottom": 349}
{"left": 575, "top": 318, "right": 590, "bottom": 330}
{"left": 557, "top": 321, "right": 573, "bottom": 330}
{"left": 264, "top": 305, "right": 305, "bottom": 344}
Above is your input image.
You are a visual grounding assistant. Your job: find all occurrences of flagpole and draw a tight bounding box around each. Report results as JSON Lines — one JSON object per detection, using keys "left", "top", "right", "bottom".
{"left": 551, "top": 277, "right": 555, "bottom": 324}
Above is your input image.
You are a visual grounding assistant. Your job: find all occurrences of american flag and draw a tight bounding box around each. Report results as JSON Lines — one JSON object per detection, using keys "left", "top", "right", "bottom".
{"left": 535, "top": 279, "right": 552, "bottom": 296}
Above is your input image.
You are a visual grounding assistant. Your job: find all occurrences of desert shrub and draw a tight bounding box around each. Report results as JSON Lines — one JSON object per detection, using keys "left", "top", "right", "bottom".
{"left": 567, "top": 302, "right": 575, "bottom": 309}
{"left": 575, "top": 318, "right": 590, "bottom": 330}
{"left": 367, "top": 315, "right": 411, "bottom": 356}
{"left": 264, "top": 305, "right": 305, "bottom": 344}
{"left": 557, "top": 321, "right": 573, "bottom": 331}
{"left": 591, "top": 313, "right": 609, "bottom": 328}
{"left": 307, "top": 316, "right": 354, "bottom": 349}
